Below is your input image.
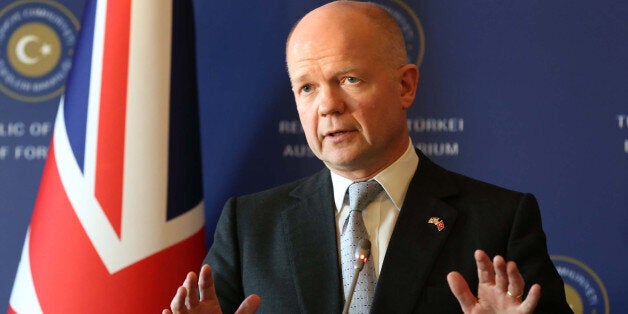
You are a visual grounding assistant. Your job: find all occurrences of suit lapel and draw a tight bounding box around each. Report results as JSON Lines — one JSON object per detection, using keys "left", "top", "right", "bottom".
{"left": 282, "top": 170, "right": 343, "bottom": 313}
{"left": 372, "top": 152, "right": 460, "bottom": 313}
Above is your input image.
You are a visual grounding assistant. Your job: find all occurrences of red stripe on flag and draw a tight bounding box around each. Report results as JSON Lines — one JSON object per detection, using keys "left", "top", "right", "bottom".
{"left": 28, "top": 143, "right": 206, "bottom": 313}
{"left": 95, "top": 0, "right": 131, "bottom": 237}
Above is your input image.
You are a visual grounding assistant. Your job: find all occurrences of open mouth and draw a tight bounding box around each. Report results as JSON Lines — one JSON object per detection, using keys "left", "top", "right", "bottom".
{"left": 327, "top": 130, "right": 349, "bottom": 137}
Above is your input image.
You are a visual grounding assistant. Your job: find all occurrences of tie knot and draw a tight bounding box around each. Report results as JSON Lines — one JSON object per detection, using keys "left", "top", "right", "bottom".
{"left": 348, "top": 180, "right": 382, "bottom": 212}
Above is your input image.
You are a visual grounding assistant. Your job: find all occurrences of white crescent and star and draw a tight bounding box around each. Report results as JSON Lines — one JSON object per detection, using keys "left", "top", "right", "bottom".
{"left": 15, "top": 34, "right": 51, "bottom": 65}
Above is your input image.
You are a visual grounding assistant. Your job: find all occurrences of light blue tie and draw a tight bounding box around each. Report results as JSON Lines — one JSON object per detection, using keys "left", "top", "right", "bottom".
{"left": 340, "top": 180, "right": 382, "bottom": 313}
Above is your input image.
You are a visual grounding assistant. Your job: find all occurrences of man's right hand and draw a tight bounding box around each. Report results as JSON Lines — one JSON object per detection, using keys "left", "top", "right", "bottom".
{"left": 163, "top": 264, "right": 261, "bottom": 314}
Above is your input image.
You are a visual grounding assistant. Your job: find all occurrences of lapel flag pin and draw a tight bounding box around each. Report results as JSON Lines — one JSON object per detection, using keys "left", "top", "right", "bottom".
{"left": 428, "top": 217, "right": 445, "bottom": 231}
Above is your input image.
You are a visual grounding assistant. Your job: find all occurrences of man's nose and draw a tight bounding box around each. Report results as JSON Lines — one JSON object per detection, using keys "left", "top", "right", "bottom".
{"left": 317, "top": 87, "right": 345, "bottom": 116}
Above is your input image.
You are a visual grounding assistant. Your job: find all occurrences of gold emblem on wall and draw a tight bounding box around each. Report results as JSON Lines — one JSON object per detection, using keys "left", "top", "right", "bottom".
{"left": 0, "top": 0, "right": 79, "bottom": 102}
{"left": 8, "top": 22, "right": 61, "bottom": 77}
{"left": 551, "top": 255, "right": 610, "bottom": 314}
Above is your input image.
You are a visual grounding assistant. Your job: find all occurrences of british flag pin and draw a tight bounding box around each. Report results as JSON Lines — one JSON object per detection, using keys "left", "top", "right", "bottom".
{"left": 428, "top": 217, "right": 445, "bottom": 231}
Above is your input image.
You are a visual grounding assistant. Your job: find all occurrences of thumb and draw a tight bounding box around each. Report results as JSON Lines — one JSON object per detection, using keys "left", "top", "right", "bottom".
{"left": 235, "top": 294, "right": 261, "bottom": 314}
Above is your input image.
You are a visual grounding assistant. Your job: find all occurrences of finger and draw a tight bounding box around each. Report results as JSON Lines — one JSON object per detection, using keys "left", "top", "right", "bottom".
{"left": 520, "top": 284, "right": 541, "bottom": 313}
{"left": 493, "top": 255, "right": 508, "bottom": 292}
{"left": 447, "top": 271, "right": 478, "bottom": 313}
{"left": 474, "top": 250, "right": 495, "bottom": 285}
{"left": 162, "top": 310, "right": 173, "bottom": 314}
{"left": 183, "top": 272, "right": 200, "bottom": 309}
{"left": 506, "top": 260, "right": 525, "bottom": 299}
{"left": 198, "top": 264, "right": 219, "bottom": 303}
{"left": 235, "top": 294, "right": 262, "bottom": 314}
{"left": 170, "top": 286, "right": 189, "bottom": 314}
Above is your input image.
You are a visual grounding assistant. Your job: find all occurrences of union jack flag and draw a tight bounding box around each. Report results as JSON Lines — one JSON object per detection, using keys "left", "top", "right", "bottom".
{"left": 8, "top": 0, "right": 205, "bottom": 312}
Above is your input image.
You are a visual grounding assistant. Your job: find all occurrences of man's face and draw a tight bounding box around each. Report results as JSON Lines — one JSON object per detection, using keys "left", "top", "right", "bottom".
{"left": 286, "top": 7, "right": 415, "bottom": 179}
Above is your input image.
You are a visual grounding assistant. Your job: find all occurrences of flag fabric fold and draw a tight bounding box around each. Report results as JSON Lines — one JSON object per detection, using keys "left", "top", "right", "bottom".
{"left": 8, "top": 0, "right": 205, "bottom": 312}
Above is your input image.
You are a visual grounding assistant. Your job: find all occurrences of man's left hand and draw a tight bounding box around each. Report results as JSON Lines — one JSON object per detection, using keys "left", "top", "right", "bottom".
{"left": 447, "top": 250, "right": 541, "bottom": 314}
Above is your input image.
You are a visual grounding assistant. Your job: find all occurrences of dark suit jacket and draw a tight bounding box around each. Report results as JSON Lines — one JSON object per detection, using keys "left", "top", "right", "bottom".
{"left": 205, "top": 151, "right": 572, "bottom": 313}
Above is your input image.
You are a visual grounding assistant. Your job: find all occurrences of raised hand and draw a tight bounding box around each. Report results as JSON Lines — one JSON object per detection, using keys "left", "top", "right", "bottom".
{"left": 163, "top": 264, "right": 261, "bottom": 314}
{"left": 447, "top": 250, "right": 541, "bottom": 314}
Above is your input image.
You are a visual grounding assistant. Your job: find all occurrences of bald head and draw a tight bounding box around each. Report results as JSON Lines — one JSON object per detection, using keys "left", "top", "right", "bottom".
{"left": 284, "top": 1, "right": 419, "bottom": 179}
{"left": 286, "top": 1, "right": 407, "bottom": 71}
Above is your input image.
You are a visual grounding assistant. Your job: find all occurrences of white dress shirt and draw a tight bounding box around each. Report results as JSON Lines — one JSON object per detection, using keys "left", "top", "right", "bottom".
{"left": 331, "top": 140, "right": 419, "bottom": 277}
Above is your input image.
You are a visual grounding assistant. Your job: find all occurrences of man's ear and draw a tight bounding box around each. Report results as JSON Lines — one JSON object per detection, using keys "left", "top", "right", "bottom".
{"left": 398, "top": 64, "right": 419, "bottom": 110}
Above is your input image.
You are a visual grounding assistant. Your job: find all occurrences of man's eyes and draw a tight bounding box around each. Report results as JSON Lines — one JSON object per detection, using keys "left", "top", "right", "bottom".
{"left": 297, "top": 76, "right": 360, "bottom": 94}
{"left": 343, "top": 76, "right": 360, "bottom": 84}
{"left": 300, "top": 84, "right": 313, "bottom": 93}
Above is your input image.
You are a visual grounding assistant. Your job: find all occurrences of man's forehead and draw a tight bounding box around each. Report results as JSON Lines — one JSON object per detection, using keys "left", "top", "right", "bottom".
{"left": 287, "top": 25, "right": 371, "bottom": 64}
{"left": 285, "top": 2, "right": 393, "bottom": 81}
{"left": 288, "top": 62, "right": 358, "bottom": 83}
{"left": 287, "top": 43, "right": 367, "bottom": 80}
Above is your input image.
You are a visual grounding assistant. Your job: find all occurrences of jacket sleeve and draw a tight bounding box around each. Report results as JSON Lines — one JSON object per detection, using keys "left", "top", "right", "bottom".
{"left": 204, "top": 197, "right": 244, "bottom": 313}
{"left": 507, "top": 193, "right": 573, "bottom": 314}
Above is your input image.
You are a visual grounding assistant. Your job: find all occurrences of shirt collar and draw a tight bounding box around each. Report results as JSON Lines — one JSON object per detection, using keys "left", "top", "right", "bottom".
{"left": 330, "top": 139, "right": 419, "bottom": 212}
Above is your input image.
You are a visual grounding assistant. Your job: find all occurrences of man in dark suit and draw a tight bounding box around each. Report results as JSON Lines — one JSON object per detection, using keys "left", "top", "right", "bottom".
{"left": 164, "top": 1, "right": 572, "bottom": 313}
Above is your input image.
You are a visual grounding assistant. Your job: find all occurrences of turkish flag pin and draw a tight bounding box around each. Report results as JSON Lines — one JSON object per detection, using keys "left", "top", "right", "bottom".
{"left": 427, "top": 217, "right": 445, "bottom": 231}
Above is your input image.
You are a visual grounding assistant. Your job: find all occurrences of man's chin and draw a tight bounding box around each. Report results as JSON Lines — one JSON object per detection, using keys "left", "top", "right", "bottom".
{"left": 320, "top": 160, "right": 347, "bottom": 173}
{"left": 322, "top": 155, "right": 370, "bottom": 175}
